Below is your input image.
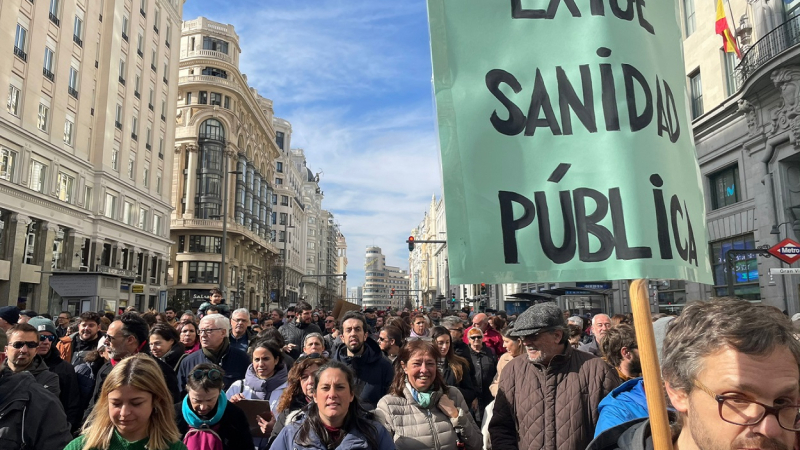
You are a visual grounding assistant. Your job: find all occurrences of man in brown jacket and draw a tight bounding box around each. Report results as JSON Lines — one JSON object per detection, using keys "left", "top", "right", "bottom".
{"left": 489, "top": 302, "right": 620, "bottom": 450}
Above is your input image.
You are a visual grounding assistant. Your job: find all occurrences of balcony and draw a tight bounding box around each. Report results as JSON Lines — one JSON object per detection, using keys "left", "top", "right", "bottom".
{"left": 185, "top": 49, "right": 232, "bottom": 64}
{"left": 158, "top": 153, "right": 163, "bottom": 160}
{"left": 736, "top": 15, "right": 800, "bottom": 84}
{"left": 160, "top": 114, "right": 166, "bottom": 122}
{"left": 122, "top": 32, "right": 128, "bottom": 42}
{"left": 179, "top": 74, "right": 237, "bottom": 90}
{"left": 49, "top": 12, "right": 60, "bottom": 26}
{"left": 163, "top": 76, "right": 168, "bottom": 84}
{"left": 119, "top": 76, "right": 126, "bottom": 85}
{"left": 73, "top": 35, "right": 83, "bottom": 47}
{"left": 154, "top": 26, "right": 159, "bottom": 34}
{"left": 68, "top": 87, "right": 79, "bottom": 99}
{"left": 131, "top": 133, "right": 138, "bottom": 141}
{"left": 145, "top": 143, "right": 151, "bottom": 150}
{"left": 43, "top": 68, "right": 54, "bottom": 81}
{"left": 140, "top": 9, "right": 146, "bottom": 17}
{"left": 14, "top": 47, "right": 27, "bottom": 61}
{"left": 134, "top": 90, "right": 141, "bottom": 99}
{"left": 151, "top": 64, "right": 157, "bottom": 72}
{"left": 137, "top": 49, "right": 143, "bottom": 58}
{"left": 148, "top": 103, "right": 154, "bottom": 111}
{"left": 165, "top": 40, "right": 170, "bottom": 48}
{"left": 115, "top": 121, "right": 122, "bottom": 129}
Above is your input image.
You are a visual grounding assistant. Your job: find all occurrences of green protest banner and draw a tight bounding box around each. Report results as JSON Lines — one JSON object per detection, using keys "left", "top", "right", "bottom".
{"left": 427, "top": 0, "right": 713, "bottom": 285}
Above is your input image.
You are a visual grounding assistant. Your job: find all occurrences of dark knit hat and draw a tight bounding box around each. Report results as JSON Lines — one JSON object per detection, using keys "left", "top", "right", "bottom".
{"left": 28, "top": 317, "right": 57, "bottom": 336}
{"left": 510, "top": 302, "right": 566, "bottom": 337}
{"left": 0, "top": 306, "right": 19, "bottom": 325}
{"left": 19, "top": 310, "right": 38, "bottom": 320}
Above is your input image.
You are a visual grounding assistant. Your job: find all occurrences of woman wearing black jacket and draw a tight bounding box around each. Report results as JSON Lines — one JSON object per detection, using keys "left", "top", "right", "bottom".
{"left": 176, "top": 363, "right": 253, "bottom": 450}
{"left": 431, "top": 326, "right": 479, "bottom": 408}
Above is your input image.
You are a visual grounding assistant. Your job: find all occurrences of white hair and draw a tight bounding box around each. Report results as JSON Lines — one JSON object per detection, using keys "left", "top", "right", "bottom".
{"left": 568, "top": 316, "right": 584, "bottom": 328}
{"left": 200, "top": 314, "right": 230, "bottom": 332}
{"left": 232, "top": 308, "right": 249, "bottom": 318}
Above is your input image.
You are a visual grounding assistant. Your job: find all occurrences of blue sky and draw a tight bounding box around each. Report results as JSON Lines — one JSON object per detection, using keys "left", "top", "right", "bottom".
{"left": 182, "top": 1, "right": 442, "bottom": 289}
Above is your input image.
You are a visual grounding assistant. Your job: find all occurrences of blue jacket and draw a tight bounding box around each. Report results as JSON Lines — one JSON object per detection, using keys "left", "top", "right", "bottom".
{"left": 331, "top": 337, "right": 394, "bottom": 410}
{"left": 271, "top": 418, "right": 395, "bottom": 450}
{"left": 176, "top": 345, "right": 251, "bottom": 391}
{"left": 595, "top": 378, "right": 649, "bottom": 437}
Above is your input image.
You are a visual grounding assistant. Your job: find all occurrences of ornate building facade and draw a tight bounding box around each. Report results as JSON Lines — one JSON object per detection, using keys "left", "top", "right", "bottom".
{"left": 169, "top": 17, "right": 279, "bottom": 311}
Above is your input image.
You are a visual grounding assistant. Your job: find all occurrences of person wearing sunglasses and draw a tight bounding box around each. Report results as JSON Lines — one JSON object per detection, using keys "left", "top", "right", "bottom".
{"left": 466, "top": 326, "right": 497, "bottom": 424}
{"left": 3, "top": 322, "right": 60, "bottom": 398}
{"left": 176, "top": 363, "right": 252, "bottom": 450}
{"left": 28, "top": 317, "right": 82, "bottom": 433}
{"left": 0, "top": 326, "right": 73, "bottom": 450}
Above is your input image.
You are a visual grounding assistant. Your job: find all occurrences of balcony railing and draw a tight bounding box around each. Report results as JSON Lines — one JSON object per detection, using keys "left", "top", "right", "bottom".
{"left": 119, "top": 76, "right": 126, "bottom": 85}
{"left": 115, "top": 121, "right": 122, "bottom": 129}
{"left": 49, "top": 12, "right": 60, "bottom": 26}
{"left": 73, "top": 34, "right": 82, "bottom": 47}
{"left": 14, "top": 46, "right": 27, "bottom": 61}
{"left": 122, "top": 32, "right": 128, "bottom": 42}
{"left": 736, "top": 14, "right": 800, "bottom": 84}
{"left": 43, "top": 68, "right": 54, "bottom": 81}
{"left": 185, "top": 49, "right": 232, "bottom": 64}
{"left": 68, "top": 87, "right": 79, "bottom": 99}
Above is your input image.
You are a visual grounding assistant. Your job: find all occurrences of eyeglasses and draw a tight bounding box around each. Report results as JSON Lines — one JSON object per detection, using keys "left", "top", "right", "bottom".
{"left": 57, "top": 316, "right": 69, "bottom": 320}
{"left": 190, "top": 368, "right": 223, "bottom": 382}
{"left": 469, "top": 336, "right": 483, "bottom": 340}
{"left": 39, "top": 335, "right": 56, "bottom": 342}
{"left": 197, "top": 328, "right": 222, "bottom": 335}
{"left": 286, "top": 315, "right": 296, "bottom": 319}
{"left": 694, "top": 379, "right": 800, "bottom": 431}
{"left": 9, "top": 341, "right": 38, "bottom": 349}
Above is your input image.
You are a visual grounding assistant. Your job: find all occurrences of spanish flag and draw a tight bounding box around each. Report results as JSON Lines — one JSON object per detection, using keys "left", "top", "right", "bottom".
{"left": 716, "top": 0, "right": 741, "bottom": 58}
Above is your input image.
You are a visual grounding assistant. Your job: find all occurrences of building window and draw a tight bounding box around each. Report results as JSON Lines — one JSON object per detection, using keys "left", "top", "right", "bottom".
{"left": 223, "top": 96, "right": 230, "bottom": 109}
{"left": 128, "top": 155, "right": 135, "bottom": 180}
{"left": 83, "top": 186, "right": 92, "bottom": 210}
{"left": 279, "top": 212, "right": 287, "bottom": 225}
{"left": 709, "top": 165, "right": 740, "bottom": 210}
{"left": 202, "top": 37, "right": 228, "bottom": 54}
{"left": 122, "top": 16, "right": 129, "bottom": 40}
{"left": 43, "top": 47, "right": 55, "bottom": 80}
{"left": 210, "top": 92, "right": 221, "bottom": 106}
{"left": 280, "top": 195, "right": 289, "bottom": 206}
{"left": 152, "top": 214, "right": 162, "bottom": 235}
{"left": 199, "top": 118, "right": 225, "bottom": 141}
{"left": 7, "top": 85, "right": 21, "bottom": 116}
{"left": 185, "top": 92, "right": 191, "bottom": 105}
{"left": 277, "top": 161, "right": 283, "bottom": 173}
{"left": 722, "top": 51, "right": 739, "bottom": 97}
{"left": 123, "top": 201, "right": 134, "bottom": 225}
{"left": 57, "top": 172, "right": 74, "bottom": 202}
{"left": 104, "top": 192, "right": 117, "bottom": 219}
{"left": 0, "top": 148, "right": 17, "bottom": 181}
{"left": 131, "top": 115, "right": 138, "bottom": 140}
{"left": 143, "top": 166, "right": 149, "bottom": 187}
{"left": 276, "top": 132, "right": 284, "bottom": 150}
{"left": 710, "top": 234, "right": 759, "bottom": 299}
{"left": 37, "top": 103, "right": 49, "bottom": 132}
{"left": 73, "top": 16, "right": 83, "bottom": 45}
{"left": 189, "top": 236, "right": 221, "bottom": 253}
{"left": 49, "top": 0, "right": 60, "bottom": 24}
{"left": 187, "top": 261, "right": 220, "bottom": 284}
{"left": 683, "top": 0, "right": 696, "bottom": 37}
{"left": 138, "top": 207, "right": 148, "bottom": 229}
{"left": 201, "top": 67, "right": 227, "bottom": 79}
{"left": 137, "top": 33, "right": 144, "bottom": 55}
{"left": 271, "top": 194, "right": 277, "bottom": 205}
{"left": 111, "top": 149, "right": 119, "bottom": 171}
{"left": 275, "top": 177, "right": 283, "bottom": 185}
{"left": 29, "top": 160, "right": 46, "bottom": 193}
{"left": 198, "top": 91, "right": 207, "bottom": 105}
{"left": 689, "top": 71, "right": 703, "bottom": 119}
{"left": 68, "top": 67, "right": 79, "bottom": 98}
{"left": 63, "top": 119, "right": 74, "bottom": 146}
{"left": 14, "top": 24, "right": 28, "bottom": 61}
{"left": 156, "top": 171, "right": 162, "bottom": 194}
{"left": 115, "top": 103, "right": 123, "bottom": 129}
{"left": 119, "top": 59, "right": 126, "bottom": 84}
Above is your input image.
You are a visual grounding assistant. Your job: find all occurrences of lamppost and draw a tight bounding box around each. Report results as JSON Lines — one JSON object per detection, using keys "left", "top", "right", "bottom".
{"left": 212, "top": 156, "right": 241, "bottom": 305}
{"left": 281, "top": 217, "right": 295, "bottom": 308}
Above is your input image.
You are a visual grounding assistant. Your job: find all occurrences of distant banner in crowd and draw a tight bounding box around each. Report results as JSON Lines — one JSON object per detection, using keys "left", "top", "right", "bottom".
{"left": 427, "top": 0, "right": 713, "bottom": 284}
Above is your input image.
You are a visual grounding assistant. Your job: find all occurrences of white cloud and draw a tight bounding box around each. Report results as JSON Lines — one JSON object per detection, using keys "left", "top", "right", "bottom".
{"left": 183, "top": 1, "right": 442, "bottom": 289}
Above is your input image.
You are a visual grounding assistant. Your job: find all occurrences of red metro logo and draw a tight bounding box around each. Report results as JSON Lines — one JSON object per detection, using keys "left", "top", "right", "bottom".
{"left": 769, "top": 238, "right": 800, "bottom": 264}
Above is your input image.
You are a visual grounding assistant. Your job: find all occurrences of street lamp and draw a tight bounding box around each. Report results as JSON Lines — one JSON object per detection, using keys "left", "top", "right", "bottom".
{"left": 281, "top": 218, "right": 295, "bottom": 308}
{"left": 210, "top": 163, "right": 242, "bottom": 307}
{"left": 771, "top": 221, "right": 792, "bottom": 236}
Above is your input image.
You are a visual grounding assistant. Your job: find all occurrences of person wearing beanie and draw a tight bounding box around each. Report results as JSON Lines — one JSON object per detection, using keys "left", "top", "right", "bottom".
{"left": 29, "top": 317, "right": 82, "bottom": 432}
{"left": 0, "top": 306, "right": 20, "bottom": 332}
{"left": 3, "top": 323, "right": 60, "bottom": 398}
{"left": 488, "top": 302, "right": 620, "bottom": 450}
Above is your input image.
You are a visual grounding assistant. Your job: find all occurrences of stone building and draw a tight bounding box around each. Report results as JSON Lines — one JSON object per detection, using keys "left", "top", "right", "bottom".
{"left": 0, "top": 0, "right": 184, "bottom": 313}
{"left": 169, "top": 17, "right": 279, "bottom": 311}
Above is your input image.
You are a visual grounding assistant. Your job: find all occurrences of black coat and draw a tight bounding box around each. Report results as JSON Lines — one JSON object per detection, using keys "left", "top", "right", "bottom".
{"left": 41, "top": 347, "right": 82, "bottom": 432}
{"left": 175, "top": 399, "right": 253, "bottom": 450}
{"left": 331, "top": 337, "right": 394, "bottom": 410}
{"left": 440, "top": 357, "right": 479, "bottom": 406}
{"left": 469, "top": 346, "right": 498, "bottom": 406}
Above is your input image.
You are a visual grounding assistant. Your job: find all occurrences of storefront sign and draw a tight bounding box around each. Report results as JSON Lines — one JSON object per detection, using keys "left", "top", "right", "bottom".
{"left": 131, "top": 284, "right": 145, "bottom": 294}
{"left": 427, "top": 0, "right": 712, "bottom": 284}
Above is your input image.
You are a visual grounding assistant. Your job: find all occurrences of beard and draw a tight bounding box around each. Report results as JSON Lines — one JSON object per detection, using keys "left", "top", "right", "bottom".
{"left": 346, "top": 340, "right": 364, "bottom": 354}
{"left": 629, "top": 357, "right": 642, "bottom": 376}
{"left": 527, "top": 346, "right": 547, "bottom": 364}
{"left": 689, "top": 399, "right": 790, "bottom": 450}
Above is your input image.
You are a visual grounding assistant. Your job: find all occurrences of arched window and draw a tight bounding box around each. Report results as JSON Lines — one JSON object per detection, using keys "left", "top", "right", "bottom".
{"left": 199, "top": 118, "right": 225, "bottom": 142}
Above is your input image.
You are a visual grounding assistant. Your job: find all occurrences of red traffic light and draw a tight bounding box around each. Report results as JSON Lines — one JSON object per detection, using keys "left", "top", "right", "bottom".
{"left": 390, "top": 288, "right": 395, "bottom": 298}
{"left": 407, "top": 236, "right": 415, "bottom": 251}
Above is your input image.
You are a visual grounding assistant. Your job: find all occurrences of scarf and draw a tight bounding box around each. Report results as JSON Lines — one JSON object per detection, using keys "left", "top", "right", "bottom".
{"left": 202, "top": 338, "right": 230, "bottom": 365}
{"left": 243, "top": 363, "right": 288, "bottom": 399}
{"left": 182, "top": 391, "right": 227, "bottom": 428}
{"left": 406, "top": 381, "right": 433, "bottom": 408}
{"left": 409, "top": 328, "right": 430, "bottom": 340}
{"left": 184, "top": 341, "right": 201, "bottom": 354}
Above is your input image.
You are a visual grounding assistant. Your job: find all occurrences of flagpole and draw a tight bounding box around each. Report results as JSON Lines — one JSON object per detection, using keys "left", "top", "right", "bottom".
{"left": 725, "top": 0, "right": 741, "bottom": 57}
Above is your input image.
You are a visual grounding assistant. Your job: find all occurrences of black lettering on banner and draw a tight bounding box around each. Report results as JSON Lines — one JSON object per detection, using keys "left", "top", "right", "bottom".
{"left": 670, "top": 195, "right": 688, "bottom": 261}
{"left": 622, "top": 64, "right": 653, "bottom": 132}
{"left": 487, "top": 69, "right": 527, "bottom": 136}
{"left": 557, "top": 65, "right": 597, "bottom": 134}
{"left": 510, "top": 0, "right": 654, "bottom": 34}
{"left": 511, "top": 0, "right": 580, "bottom": 20}
{"left": 525, "top": 69, "right": 563, "bottom": 136}
{"left": 609, "top": 188, "right": 652, "bottom": 259}
{"left": 574, "top": 188, "right": 614, "bottom": 262}
{"left": 656, "top": 78, "right": 680, "bottom": 143}
{"left": 598, "top": 48, "right": 620, "bottom": 132}
{"left": 535, "top": 190, "right": 577, "bottom": 263}
{"left": 650, "top": 174, "right": 673, "bottom": 260}
{"left": 499, "top": 191, "right": 535, "bottom": 264}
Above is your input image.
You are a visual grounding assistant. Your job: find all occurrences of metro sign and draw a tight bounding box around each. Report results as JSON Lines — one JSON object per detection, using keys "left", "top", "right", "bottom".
{"left": 769, "top": 238, "right": 800, "bottom": 264}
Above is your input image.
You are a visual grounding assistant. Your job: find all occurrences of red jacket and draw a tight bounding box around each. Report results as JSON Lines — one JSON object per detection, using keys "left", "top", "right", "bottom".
{"left": 463, "top": 326, "right": 505, "bottom": 355}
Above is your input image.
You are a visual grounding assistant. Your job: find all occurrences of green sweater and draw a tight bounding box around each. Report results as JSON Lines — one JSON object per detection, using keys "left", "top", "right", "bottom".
{"left": 65, "top": 431, "right": 187, "bottom": 450}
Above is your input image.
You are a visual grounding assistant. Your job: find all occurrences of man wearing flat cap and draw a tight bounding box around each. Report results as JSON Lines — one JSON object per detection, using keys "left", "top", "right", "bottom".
{"left": 489, "top": 302, "right": 620, "bottom": 450}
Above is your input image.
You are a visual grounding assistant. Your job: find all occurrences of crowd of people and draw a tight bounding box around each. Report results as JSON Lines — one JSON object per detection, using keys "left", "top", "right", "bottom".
{"left": 1, "top": 289, "right": 799, "bottom": 450}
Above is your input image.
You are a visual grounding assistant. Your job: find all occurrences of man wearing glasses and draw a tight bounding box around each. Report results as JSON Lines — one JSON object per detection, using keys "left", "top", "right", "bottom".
{"left": 229, "top": 308, "right": 256, "bottom": 352}
{"left": 490, "top": 302, "right": 620, "bottom": 450}
{"left": 464, "top": 313, "right": 505, "bottom": 356}
{"left": 0, "top": 326, "right": 72, "bottom": 450}
{"left": 55, "top": 311, "right": 71, "bottom": 337}
{"left": 589, "top": 299, "right": 800, "bottom": 450}
{"left": 176, "top": 313, "right": 249, "bottom": 391}
{"left": 2, "top": 323, "right": 60, "bottom": 397}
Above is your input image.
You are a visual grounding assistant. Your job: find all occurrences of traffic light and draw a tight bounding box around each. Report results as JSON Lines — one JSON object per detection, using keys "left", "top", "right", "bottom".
{"left": 463, "top": 286, "right": 467, "bottom": 297}
{"left": 451, "top": 290, "right": 456, "bottom": 303}
{"left": 407, "top": 236, "right": 415, "bottom": 251}
{"left": 390, "top": 288, "right": 395, "bottom": 298}
{"left": 480, "top": 283, "right": 486, "bottom": 295}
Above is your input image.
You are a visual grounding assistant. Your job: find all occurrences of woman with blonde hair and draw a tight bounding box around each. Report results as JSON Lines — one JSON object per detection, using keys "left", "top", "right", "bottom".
{"left": 65, "top": 354, "right": 185, "bottom": 450}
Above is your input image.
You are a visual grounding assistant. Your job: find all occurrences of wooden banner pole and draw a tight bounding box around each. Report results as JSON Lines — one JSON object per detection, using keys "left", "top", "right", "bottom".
{"left": 629, "top": 279, "right": 672, "bottom": 450}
